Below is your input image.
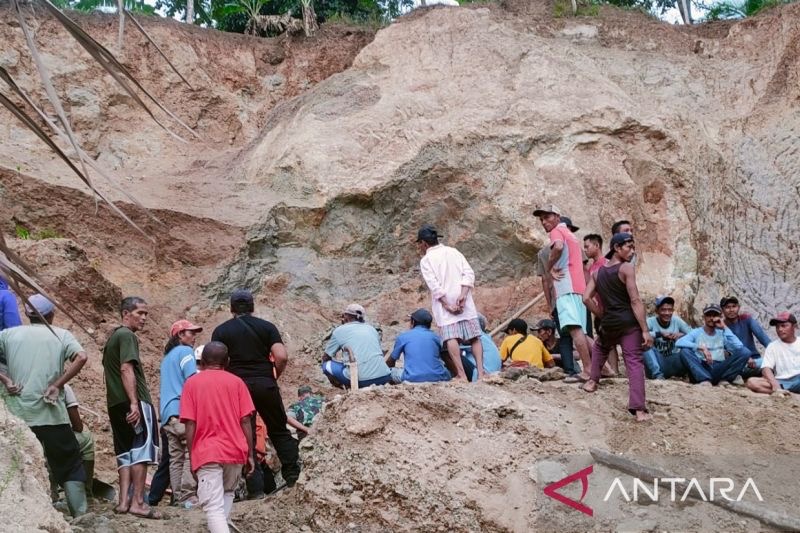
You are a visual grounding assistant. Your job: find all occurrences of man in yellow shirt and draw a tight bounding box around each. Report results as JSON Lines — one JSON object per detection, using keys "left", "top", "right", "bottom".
{"left": 500, "top": 319, "right": 555, "bottom": 369}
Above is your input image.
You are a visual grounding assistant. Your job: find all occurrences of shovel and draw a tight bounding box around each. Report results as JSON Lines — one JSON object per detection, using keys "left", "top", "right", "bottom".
{"left": 344, "top": 347, "right": 358, "bottom": 391}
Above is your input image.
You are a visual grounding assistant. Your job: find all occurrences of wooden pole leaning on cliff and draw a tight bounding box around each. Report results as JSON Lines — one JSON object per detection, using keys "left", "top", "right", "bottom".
{"left": 489, "top": 293, "right": 545, "bottom": 338}
{"left": 344, "top": 347, "right": 359, "bottom": 391}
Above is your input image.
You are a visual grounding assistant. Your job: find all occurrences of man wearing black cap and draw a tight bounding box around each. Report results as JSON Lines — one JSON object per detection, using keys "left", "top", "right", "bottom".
{"left": 746, "top": 312, "right": 800, "bottom": 395}
{"left": 721, "top": 296, "right": 771, "bottom": 379}
{"left": 386, "top": 308, "right": 451, "bottom": 383}
{"left": 533, "top": 205, "right": 592, "bottom": 381}
{"left": 0, "top": 294, "right": 89, "bottom": 517}
{"left": 642, "top": 295, "right": 691, "bottom": 380}
{"left": 676, "top": 303, "right": 750, "bottom": 386}
{"left": 417, "top": 224, "right": 484, "bottom": 381}
{"left": 582, "top": 233, "right": 652, "bottom": 422}
{"left": 499, "top": 318, "right": 554, "bottom": 368}
{"left": 211, "top": 289, "right": 298, "bottom": 494}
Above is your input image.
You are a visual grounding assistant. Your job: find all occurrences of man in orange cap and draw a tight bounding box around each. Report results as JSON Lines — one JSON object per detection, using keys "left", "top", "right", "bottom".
{"left": 160, "top": 319, "right": 203, "bottom": 505}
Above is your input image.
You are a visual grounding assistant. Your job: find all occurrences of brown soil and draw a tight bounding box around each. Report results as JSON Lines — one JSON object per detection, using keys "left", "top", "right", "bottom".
{"left": 1, "top": 1, "right": 800, "bottom": 531}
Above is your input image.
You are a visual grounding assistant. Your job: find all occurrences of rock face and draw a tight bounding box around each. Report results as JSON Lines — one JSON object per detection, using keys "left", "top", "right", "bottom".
{"left": 0, "top": 403, "right": 70, "bottom": 533}
{"left": 222, "top": 3, "right": 800, "bottom": 326}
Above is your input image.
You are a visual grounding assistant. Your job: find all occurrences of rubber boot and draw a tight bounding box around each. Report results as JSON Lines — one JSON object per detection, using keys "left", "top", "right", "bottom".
{"left": 63, "top": 481, "right": 88, "bottom": 517}
{"left": 83, "top": 460, "right": 95, "bottom": 499}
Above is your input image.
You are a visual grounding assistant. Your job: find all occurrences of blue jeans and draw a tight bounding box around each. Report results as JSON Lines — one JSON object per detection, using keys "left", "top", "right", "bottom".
{"left": 778, "top": 375, "right": 800, "bottom": 393}
{"left": 148, "top": 428, "right": 171, "bottom": 506}
{"left": 643, "top": 348, "right": 688, "bottom": 380}
{"left": 679, "top": 348, "right": 749, "bottom": 385}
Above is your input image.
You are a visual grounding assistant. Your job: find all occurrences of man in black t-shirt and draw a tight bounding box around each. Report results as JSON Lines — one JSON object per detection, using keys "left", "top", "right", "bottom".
{"left": 211, "top": 289, "right": 299, "bottom": 495}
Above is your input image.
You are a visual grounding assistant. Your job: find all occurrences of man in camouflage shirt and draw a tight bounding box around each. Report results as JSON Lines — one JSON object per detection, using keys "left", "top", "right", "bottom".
{"left": 285, "top": 385, "right": 323, "bottom": 440}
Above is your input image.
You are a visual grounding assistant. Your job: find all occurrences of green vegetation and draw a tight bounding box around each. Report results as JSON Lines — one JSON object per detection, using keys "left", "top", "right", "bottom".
{"left": 703, "top": 0, "right": 794, "bottom": 19}
{"left": 14, "top": 224, "right": 30, "bottom": 240}
{"left": 12, "top": 225, "right": 61, "bottom": 241}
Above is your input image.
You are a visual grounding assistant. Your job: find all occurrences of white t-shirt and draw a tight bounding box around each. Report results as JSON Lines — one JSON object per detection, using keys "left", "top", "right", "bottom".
{"left": 761, "top": 338, "right": 800, "bottom": 380}
{"left": 63, "top": 383, "right": 79, "bottom": 408}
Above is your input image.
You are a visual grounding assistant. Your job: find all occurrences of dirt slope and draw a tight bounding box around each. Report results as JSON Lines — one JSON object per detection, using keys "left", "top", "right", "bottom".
{"left": 2, "top": 1, "right": 800, "bottom": 531}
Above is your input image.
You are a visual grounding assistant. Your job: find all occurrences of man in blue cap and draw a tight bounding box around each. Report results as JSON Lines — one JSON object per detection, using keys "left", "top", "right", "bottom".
{"left": 387, "top": 308, "right": 451, "bottom": 383}
{"left": 676, "top": 303, "right": 751, "bottom": 386}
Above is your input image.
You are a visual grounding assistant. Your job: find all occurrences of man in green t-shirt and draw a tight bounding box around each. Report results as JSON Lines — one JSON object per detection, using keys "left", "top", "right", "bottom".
{"left": 102, "top": 296, "right": 160, "bottom": 519}
{"left": 0, "top": 294, "right": 89, "bottom": 517}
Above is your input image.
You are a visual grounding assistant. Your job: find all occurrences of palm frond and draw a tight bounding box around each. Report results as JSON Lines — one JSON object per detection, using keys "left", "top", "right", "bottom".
{"left": 0, "top": 87, "right": 152, "bottom": 240}
{"left": 38, "top": 0, "right": 200, "bottom": 142}
{"left": 124, "top": 9, "right": 193, "bottom": 89}
{"left": 0, "top": 67, "right": 162, "bottom": 227}
{"left": 13, "top": 0, "right": 95, "bottom": 195}
{"left": 0, "top": 232, "right": 93, "bottom": 335}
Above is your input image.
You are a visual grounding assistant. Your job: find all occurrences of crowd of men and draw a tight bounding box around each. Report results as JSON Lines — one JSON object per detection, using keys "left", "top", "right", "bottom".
{"left": 0, "top": 206, "right": 799, "bottom": 530}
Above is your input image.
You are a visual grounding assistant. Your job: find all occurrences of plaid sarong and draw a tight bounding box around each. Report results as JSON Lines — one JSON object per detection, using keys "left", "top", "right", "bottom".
{"left": 440, "top": 318, "right": 482, "bottom": 342}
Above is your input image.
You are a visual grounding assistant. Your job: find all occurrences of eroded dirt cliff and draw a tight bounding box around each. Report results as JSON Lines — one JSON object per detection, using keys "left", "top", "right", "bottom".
{"left": 2, "top": 1, "right": 800, "bottom": 531}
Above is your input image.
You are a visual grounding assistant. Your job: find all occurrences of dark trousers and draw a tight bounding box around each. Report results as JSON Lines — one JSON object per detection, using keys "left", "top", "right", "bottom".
{"left": 553, "top": 307, "right": 577, "bottom": 375}
{"left": 242, "top": 377, "right": 300, "bottom": 490}
{"left": 590, "top": 327, "right": 646, "bottom": 414}
{"left": 31, "top": 424, "right": 86, "bottom": 485}
{"left": 679, "top": 348, "right": 750, "bottom": 385}
{"left": 148, "top": 428, "right": 171, "bottom": 506}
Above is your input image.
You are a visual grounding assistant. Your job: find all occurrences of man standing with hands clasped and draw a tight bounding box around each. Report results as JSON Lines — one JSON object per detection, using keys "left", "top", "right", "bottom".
{"left": 417, "top": 224, "right": 484, "bottom": 381}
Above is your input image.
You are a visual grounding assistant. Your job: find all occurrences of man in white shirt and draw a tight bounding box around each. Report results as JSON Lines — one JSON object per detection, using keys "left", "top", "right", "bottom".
{"left": 746, "top": 312, "right": 800, "bottom": 394}
{"left": 417, "top": 224, "right": 483, "bottom": 381}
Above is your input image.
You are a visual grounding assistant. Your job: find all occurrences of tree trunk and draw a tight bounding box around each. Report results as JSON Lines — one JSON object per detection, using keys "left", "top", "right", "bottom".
{"left": 301, "top": 0, "right": 318, "bottom": 37}
{"left": 186, "top": 0, "right": 194, "bottom": 24}
{"left": 117, "top": 0, "right": 125, "bottom": 54}
{"left": 677, "top": 0, "right": 692, "bottom": 24}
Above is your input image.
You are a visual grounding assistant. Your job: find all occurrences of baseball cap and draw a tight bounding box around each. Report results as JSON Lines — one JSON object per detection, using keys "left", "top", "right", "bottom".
{"left": 297, "top": 385, "right": 313, "bottom": 396}
{"left": 655, "top": 295, "right": 675, "bottom": 308}
{"left": 170, "top": 319, "right": 203, "bottom": 337}
{"left": 408, "top": 308, "right": 433, "bottom": 327}
{"left": 720, "top": 296, "right": 739, "bottom": 307}
{"left": 230, "top": 289, "right": 254, "bottom": 304}
{"left": 702, "top": 303, "right": 722, "bottom": 316}
{"left": 605, "top": 232, "right": 634, "bottom": 259}
{"left": 533, "top": 318, "right": 556, "bottom": 331}
{"left": 769, "top": 312, "right": 797, "bottom": 326}
{"left": 505, "top": 318, "right": 528, "bottom": 334}
{"left": 343, "top": 303, "right": 365, "bottom": 320}
{"left": 533, "top": 204, "right": 562, "bottom": 217}
{"left": 24, "top": 294, "right": 55, "bottom": 317}
{"left": 416, "top": 224, "right": 441, "bottom": 242}
{"left": 560, "top": 216, "right": 580, "bottom": 233}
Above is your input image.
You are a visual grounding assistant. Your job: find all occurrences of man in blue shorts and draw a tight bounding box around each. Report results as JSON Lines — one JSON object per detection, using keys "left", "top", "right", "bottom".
{"left": 534, "top": 205, "right": 592, "bottom": 381}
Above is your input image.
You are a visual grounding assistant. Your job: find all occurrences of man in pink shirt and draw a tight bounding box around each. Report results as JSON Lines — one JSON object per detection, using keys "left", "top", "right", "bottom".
{"left": 417, "top": 224, "right": 484, "bottom": 381}
{"left": 533, "top": 205, "right": 592, "bottom": 381}
{"left": 584, "top": 233, "right": 619, "bottom": 375}
{"left": 181, "top": 342, "right": 255, "bottom": 533}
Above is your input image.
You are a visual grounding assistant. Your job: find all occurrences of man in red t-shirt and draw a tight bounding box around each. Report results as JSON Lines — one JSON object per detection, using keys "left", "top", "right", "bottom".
{"left": 181, "top": 342, "right": 255, "bottom": 533}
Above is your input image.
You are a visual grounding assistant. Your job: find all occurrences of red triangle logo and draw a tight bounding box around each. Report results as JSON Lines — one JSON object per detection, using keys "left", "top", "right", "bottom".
{"left": 543, "top": 464, "right": 594, "bottom": 517}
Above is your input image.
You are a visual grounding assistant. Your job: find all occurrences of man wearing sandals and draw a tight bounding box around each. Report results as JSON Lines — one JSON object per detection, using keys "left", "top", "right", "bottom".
{"left": 103, "top": 296, "right": 161, "bottom": 519}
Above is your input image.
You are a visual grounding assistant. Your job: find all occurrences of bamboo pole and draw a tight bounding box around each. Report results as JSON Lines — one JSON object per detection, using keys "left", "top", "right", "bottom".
{"left": 489, "top": 293, "right": 545, "bottom": 338}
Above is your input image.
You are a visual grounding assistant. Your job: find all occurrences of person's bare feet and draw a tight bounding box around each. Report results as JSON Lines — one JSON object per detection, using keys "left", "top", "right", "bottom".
{"left": 635, "top": 411, "right": 652, "bottom": 422}
{"left": 582, "top": 380, "right": 598, "bottom": 393}
{"left": 577, "top": 372, "right": 591, "bottom": 382}
{"left": 128, "top": 502, "right": 162, "bottom": 520}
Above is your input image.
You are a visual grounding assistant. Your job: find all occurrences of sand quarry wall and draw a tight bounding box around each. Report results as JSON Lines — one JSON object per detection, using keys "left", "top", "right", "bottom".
{"left": 1, "top": 1, "right": 800, "bottom": 531}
